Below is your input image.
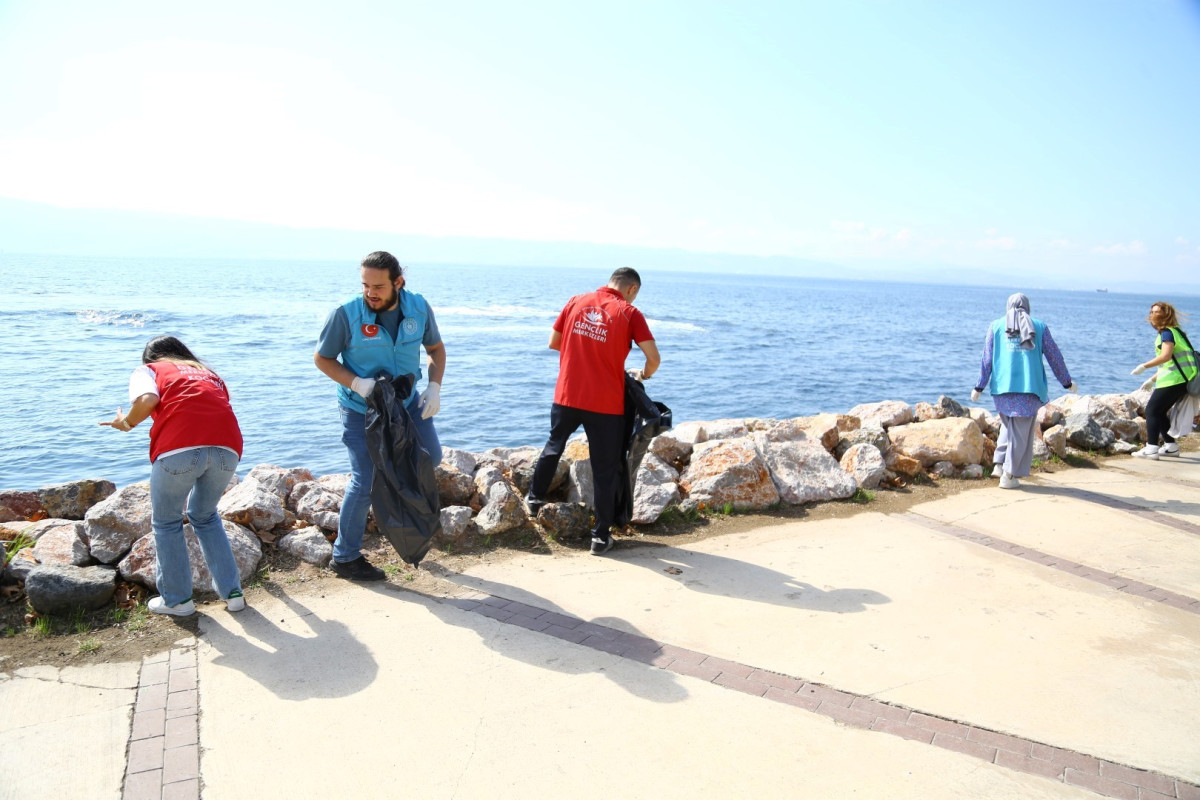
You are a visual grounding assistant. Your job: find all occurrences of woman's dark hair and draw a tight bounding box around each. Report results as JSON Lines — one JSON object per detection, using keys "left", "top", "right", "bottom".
{"left": 361, "top": 250, "right": 403, "bottom": 281}
{"left": 142, "top": 336, "right": 203, "bottom": 366}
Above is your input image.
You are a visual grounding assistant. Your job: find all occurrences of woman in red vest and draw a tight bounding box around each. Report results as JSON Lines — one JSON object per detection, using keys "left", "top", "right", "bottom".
{"left": 102, "top": 336, "right": 245, "bottom": 616}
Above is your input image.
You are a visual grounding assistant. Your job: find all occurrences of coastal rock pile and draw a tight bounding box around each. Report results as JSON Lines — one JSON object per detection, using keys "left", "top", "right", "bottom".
{"left": 2, "top": 382, "right": 1192, "bottom": 616}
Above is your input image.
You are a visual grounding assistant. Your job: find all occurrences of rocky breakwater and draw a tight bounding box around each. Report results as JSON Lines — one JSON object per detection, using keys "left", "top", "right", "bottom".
{"left": 2, "top": 379, "right": 1185, "bottom": 617}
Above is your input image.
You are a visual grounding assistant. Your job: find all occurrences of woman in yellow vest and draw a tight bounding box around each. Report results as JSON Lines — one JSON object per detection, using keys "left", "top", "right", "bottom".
{"left": 1130, "top": 302, "right": 1197, "bottom": 459}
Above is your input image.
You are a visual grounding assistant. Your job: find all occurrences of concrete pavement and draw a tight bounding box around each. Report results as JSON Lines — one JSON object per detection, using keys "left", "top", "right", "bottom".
{"left": 3, "top": 454, "right": 1199, "bottom": 799}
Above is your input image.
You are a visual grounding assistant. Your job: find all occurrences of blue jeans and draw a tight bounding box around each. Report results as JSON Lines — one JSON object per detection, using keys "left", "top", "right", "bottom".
{"left": 336, "top": 394, "right": 442, "bottom": 564}
{"left": 150, "top": 446, "right": 242, "bottom": 606}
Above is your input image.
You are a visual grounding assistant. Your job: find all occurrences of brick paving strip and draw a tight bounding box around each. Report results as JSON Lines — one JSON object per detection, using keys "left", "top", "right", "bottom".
{"left": 1033, "top": 484, "right": 1200, "bottom": 539}
{"left": 900, "top": 512, "right": 1200, "bottom": 616}
{"left": 123, "top": 642, "right": 201, "bottom": 800}
{"left": 432, "top": 584, "right": 1200, "bottom": 800}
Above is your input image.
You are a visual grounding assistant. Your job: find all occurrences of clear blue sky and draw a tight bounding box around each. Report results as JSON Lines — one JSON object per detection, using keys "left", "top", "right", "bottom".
{"left": 1, "top": 0, "right": 1197, "bottom": 282}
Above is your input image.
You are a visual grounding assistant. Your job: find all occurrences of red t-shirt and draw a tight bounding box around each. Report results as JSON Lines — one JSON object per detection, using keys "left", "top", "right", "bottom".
{"left": 146, "top": 362, "right": 244, "bottom": 463}
{"left": 552, "top": 287, "right": 654, "bottom": 414}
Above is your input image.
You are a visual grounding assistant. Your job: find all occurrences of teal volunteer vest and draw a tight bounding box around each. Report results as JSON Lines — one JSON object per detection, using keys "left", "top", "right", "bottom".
{"left": 988, "top": 318, "right": 1050, "bottom": 403}
{"left": 337, "top": 291, "right": 431, "bottom": 413}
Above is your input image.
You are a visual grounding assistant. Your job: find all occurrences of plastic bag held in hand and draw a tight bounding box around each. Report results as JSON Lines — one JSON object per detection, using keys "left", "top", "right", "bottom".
{"left": 970, "top": 389, "right": 981, "bottom": 403}
{"left": 1130, "top": 364, "right": 1147, "bottom": 376}
{"left": 419, "top": 381, "right": 441, "bottom": 419}
{"left": 351, "top": 376, "right": 376, "bottom": 398}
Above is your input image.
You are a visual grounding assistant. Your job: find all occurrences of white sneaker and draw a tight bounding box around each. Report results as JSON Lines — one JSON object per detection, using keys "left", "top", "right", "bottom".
{"left": 1132, "top": 446, "right": 1160, "bottom": 460}
{"left": 148, "top": 597, "right": 196, "bottom": 617}
{"left": 1160, "top": 444, "right": 1180, "bottom": 457}
{"left": 998, "top": 471, "right": 1020, "bottom": 489}
{"left": 225, "top": 590, "right": 246, "bottom": 612}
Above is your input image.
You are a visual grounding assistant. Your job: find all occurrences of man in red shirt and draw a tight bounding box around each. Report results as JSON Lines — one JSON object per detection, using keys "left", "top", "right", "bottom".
{"left": 526, "top": 268, "right": 661, "bottom": 554}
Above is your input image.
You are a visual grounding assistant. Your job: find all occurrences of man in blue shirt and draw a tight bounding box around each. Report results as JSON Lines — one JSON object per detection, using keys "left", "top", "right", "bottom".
{"left": 314, "top": 251, "right": 446, "bottom": 580}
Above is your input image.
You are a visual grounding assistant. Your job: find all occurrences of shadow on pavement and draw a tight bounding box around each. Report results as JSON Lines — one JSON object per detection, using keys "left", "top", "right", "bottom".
{"left": 1020, "top": 483, "right": 1200, "bottom": 519}
{"left": 199, "top": 586, "right": 379, "bottom": 700}
{"left": 617, "top": 545, "right": 891, "bottom": 613}
{"left": 370, "top": 577, "right": 689, "bottom": 704}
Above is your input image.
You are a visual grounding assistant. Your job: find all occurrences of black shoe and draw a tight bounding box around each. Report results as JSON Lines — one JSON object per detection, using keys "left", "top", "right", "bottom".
{"left": 331, "top": 556, "right": 386, "bottom": 581}
{"left": 523, "top": 494, "right": 545, "bottom": 518}
{"left": 590, "top": 536, "right": 614, "bottom": 555}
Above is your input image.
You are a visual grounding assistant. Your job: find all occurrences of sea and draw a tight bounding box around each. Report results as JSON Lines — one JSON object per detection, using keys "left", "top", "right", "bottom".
{"left": 1, "top": 252, "right": 1191, "bottom": 491}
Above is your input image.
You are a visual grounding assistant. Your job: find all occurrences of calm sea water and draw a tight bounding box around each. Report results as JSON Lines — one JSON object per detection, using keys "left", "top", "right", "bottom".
{"left": 1, "top": 253, "right": 1191, "bottom": 490}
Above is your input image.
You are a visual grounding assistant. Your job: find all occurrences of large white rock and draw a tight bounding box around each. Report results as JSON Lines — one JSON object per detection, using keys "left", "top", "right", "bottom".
{"left": 440, "top": 447, "right": 479, "bottom": 476}
{"left": 438, "top": 506, "right": 474, "bottom": 543}
{"left": 888, "top": 417, "right": 986, "bottom": 467}
{"left": 84, "top": 484, "right": 153, "bottom": 564}
{"left": 567, "top": 459, "right": 594, "bottom": 508}
{"left": 244, "top": 465, "right": 314, "bottom": 499}
{"left": 846, "top": 400, "right": 914, "bottom": 430}
{"left": 277, "top": 526, "right": 333, "bottom": 567}
{"left": 632, "top": 453, "right": 681, "bottom": 524}
{"left": 752, "top": 436, "right": 857, "bottom": 504}
{"left": 218, "top": 479, "right": 287, "bottom": 532}
{"left": 679, "top": 438, "right": 779, "bottom": 512}
{"left": 649, "top": 432, "right": 693, "bottom": 466}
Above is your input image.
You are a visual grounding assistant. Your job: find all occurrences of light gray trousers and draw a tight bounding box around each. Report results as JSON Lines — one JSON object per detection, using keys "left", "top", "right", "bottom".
{"left": 994, "top": 414, "right": 1038, "bottom": 477}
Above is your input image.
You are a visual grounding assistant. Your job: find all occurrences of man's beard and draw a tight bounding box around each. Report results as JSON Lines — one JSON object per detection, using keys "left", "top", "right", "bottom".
{"left": 365, "top": 288, "right": 398, "bottom": 312}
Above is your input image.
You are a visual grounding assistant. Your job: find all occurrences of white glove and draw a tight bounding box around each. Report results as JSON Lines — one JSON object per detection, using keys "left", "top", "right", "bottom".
{"left": 1130, "top": 364, "right": 1147, "bottom": 375}
{"left": 418, "top": 381, "right": 441, "bottom": 419}
{"left": 350, "top": 376, "right": 376, "bottom": 399}
{"left": 628, "top": 369, "right": 645, "bottom": 382}
{"left": 970, "top": 389, "right": 981, "bottom": 403}
{"left": 1067, "top": 381, "right": 1078, "bottom": 394}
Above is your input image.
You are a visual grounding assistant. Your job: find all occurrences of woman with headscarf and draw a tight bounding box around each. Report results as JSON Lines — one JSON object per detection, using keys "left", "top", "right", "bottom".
{"left": 100, "top": 336, "right": 246, "bottom": 616}
{"left": 1129, "top": 301, "right": 1197, "bottom": 459}
{"left": 972, "top": 294, "right": 1077, "bottom": 489}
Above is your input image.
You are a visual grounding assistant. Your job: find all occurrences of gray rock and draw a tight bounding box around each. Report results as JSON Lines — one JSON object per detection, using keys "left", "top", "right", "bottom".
{"left": 14, "top": 518, "right": 80, "bottom": 542}
{"left": 1032, "top": 437, "right": 1049, "bottom": 461}
{"left": 289, "top": 481, "right": 342, "bottom": 531}
{"left": 32, "top": 525, "right": 92, "bottom": 566}
{"left": 435, "top": 465, "right": 476, "bottom": 508}
{"left": 277, "top": 526, "right": 333, "bottom": 567}
{"left": 316, "top": 473, "right": 351, "bottom": 495}
{"left": 25, "top": 565, "right": 117, "bottom": 615}
{"left": 440, "top": 447, "right": 479, "bottom": 476}
{"left": 649, "top": 432, "right": 693, "bottom": 467}
{"left": 4, "top": 548, "right": 38, "bottom": 581}
{"left": 437, "top": 506, "right": 474, "bottom": 545}
{"left": 473, "top": 465, "right": 507, "bottom": 499}
{"left": 36, "top": 479, "right": 116, "bottom": 520}
{"left": 834, "top": 425, "right": 890, "bottom": 460}
{"left": 537, "top": 503, "right": 592, "bottom": 539}
{"left": 632, "top": 453, "right": 681, "bottom": 524}
{"left": 244, "top": 465, "right": 314, "bottom": 499}
{"left": 930, "top": 461, "right": 957, "bottom": 479}
{"left": 960, "top": 464, "right": 985, "bottom": 480}
{"left": 85, "top": 484, "right": 152, "bottom": 564}
{"left": 475, "top": 482, "right": 524, "bottom": 535}
{"left": 670, "top": 421, "right": 709, "bottom": 445}
{"left": 1110, "top": 441, "right": 1139, "bottom": 454}
{"left": 1064, "top": 412, "right": 1115, "bottom": 451}
{"left": 567, "top": 459, "right": 595, "bottom": 508}
{"left": 839, "top": 443, "right": 886, "bottom": 490}
{"left": 935, "top": 395, "right": 968, "bottom": 418}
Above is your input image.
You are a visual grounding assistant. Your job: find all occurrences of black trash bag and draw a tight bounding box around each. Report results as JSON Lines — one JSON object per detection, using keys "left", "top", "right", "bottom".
{"left": 614, "top": 375, "right": 673, "bottom": 528}
{"left": 364, "top": 373, "right": 442, "bottom": 566}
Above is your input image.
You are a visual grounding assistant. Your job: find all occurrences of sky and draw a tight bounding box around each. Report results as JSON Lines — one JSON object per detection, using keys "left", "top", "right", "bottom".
{"left": 1, "top": 0, "right": 1198, "bottom": 284}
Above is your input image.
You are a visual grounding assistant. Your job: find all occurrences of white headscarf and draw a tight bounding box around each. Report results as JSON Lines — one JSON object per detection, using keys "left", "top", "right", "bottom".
{"left": 1005, "top": 293, "right": 1036, "bottom": 350}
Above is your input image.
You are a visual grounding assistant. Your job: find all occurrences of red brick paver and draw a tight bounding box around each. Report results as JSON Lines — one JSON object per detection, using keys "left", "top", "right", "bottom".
{"left": 123, "top": 645, "right": 201, "bottom": 800}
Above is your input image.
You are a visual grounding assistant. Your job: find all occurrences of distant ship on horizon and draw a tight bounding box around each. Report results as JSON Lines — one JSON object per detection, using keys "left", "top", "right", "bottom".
{"left": 1096, "top": 288, "right": 1109, "bottom": 293}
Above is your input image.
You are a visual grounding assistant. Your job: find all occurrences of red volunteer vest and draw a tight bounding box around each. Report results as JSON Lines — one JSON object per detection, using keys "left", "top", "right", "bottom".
{"left": 145, "top": 362, "right": 243, "bottom": 463}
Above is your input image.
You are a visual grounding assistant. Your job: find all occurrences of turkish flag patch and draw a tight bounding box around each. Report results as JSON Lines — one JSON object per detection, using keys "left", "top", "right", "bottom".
{"left": 361, "top": 324, "right": 379, "bottom": 337}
